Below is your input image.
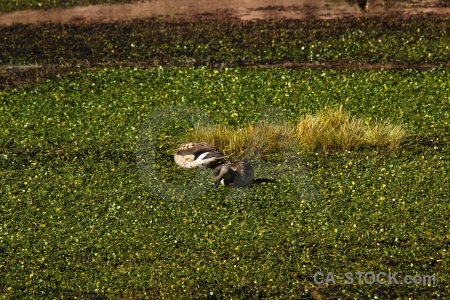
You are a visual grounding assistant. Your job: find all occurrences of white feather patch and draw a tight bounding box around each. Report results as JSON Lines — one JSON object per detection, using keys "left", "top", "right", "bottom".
{"left": 186, "top": 157, "right": 218, "bottom": 168}
{"left": 195, "top": 152, "right": 210, "bottom": 161}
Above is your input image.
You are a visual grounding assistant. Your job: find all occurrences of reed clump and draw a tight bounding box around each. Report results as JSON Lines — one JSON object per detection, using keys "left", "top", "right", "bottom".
{"left": 186, "top": 107, "right": 406, "bottom": 155}
{"left": 187, "top": 121, "right": 293, "bottom": 157}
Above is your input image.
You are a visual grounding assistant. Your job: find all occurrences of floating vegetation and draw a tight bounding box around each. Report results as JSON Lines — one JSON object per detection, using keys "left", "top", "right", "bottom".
{"left": 2, "top": 14, "right": 450, "bottom": 89}
{"left": 1, "top": 10, "right": 449, "bottom": 299}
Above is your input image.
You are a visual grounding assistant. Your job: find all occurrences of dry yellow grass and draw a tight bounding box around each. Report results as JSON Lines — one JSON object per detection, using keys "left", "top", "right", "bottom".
{"left": 364, "top": 121, "right": 406, "bottom": 150}
{"left": 295, "top": 107, "right": 406, "bottom": 151}
{"left": 187, "top": 121, "right": 293, "bottom": 157}
{"left": 296, "top": 107, "right": 365, "bottom": 151}
{"left": 186, "top": 107, "right": 406, "bottom": 155}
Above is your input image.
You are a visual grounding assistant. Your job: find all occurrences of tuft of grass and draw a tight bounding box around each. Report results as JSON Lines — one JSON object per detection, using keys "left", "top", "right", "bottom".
{"left": 295, "top": 107, "right": 406, "bottom": 152}
{"left": 364, "top": 121, "right": 407, "bottom": 150}
{"left": 187, "top": 107, "right": 406, "bottom": 155}
{"left": 187, "top": 121, "right": 294, "bottom": 158}
{"left": 245, "top": 121, "right": 294, "bottom": 158}
{"left": 296, "top": 107, "right": 365, "bottom": 152}
{"left": 188, "top": 124, "right": 253, "bottom": 156}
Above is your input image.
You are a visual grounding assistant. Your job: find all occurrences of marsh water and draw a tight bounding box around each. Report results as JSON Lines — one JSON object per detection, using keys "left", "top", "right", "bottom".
{"left": 0, "top": 0, "right": 449, "bottom": 25}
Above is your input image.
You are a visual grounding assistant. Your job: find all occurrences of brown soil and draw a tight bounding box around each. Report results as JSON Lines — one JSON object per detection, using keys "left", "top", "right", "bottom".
{"left": 0, "top": 0, "right": 449, "bottom": 26}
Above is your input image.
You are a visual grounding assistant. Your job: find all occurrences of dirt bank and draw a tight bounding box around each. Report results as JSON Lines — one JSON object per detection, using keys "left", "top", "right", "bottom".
{"left": 0, "top": 0, "right": 449, "bottom": 26}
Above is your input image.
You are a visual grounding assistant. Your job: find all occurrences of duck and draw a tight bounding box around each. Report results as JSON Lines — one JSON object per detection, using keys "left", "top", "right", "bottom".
{"left": 213, "top": 158, "right": 254, "bottom": 188}
{"left": 174, "top": 142, "right": 229, "bottom": 169}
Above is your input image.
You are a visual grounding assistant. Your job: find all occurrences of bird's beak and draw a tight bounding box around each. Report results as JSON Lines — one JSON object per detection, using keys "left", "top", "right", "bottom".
{"left": 214, "top": 181, "right": 220, "bottom": 188}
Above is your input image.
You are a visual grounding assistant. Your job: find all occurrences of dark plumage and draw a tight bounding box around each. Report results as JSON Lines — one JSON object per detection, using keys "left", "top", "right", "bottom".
{"left": 174, "top": 142, "right": 229, "bottom": 169}
{"left": 213, "top": 158, "right": 254, "bottom": 188}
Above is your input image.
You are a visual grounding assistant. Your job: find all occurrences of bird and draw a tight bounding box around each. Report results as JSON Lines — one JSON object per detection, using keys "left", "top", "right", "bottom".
{"left": 213, "top": 158, "right": 254, "bottom": 188}
{"left": 174, "top": 142, "right": 229, "bottom": 169}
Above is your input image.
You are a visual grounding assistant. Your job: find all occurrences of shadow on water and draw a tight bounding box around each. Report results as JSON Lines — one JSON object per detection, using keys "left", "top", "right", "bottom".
{"left": 252, "top": 178, "right": 278, "bottom": 186}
